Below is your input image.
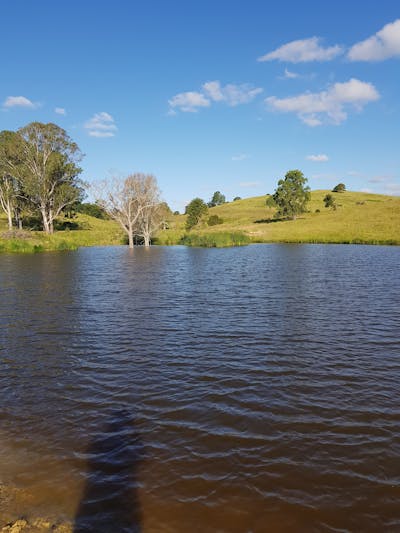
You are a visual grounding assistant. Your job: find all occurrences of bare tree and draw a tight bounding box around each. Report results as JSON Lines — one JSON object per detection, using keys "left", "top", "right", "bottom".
{"left": 94, "top": 173, "right": 161, "bottom": 248}
{"left": 134, "top": 204, "right": 163, "bottom": 247}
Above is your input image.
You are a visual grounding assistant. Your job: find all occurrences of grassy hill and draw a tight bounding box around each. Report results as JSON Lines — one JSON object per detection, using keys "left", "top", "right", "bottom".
{"left": 157, "top": 190, "right": 400, "bottom": 246}
{"left": 1, "top": 190, "right": 399, "bottom": 252}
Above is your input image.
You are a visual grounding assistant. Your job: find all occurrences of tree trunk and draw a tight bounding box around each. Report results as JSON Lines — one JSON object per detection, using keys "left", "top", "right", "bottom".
{"left": 49, "top": 209, "right": 54, "bottom": 234}
{"left": 6, "top": 205, "right": 13, "bottom": 230}
{"left": 14, "top": 207, "right": 22, "bottom": 230}
{"left": 143, "top": 234, "right": 150, "bottom": 247}
{"left": 41, "top": 209, "right": 51, "bottom": 234}
{"left": 128, "top": 226, "right": 134, "bottom": 248}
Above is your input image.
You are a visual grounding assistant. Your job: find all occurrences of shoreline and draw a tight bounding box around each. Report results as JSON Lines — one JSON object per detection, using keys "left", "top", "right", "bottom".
{"left": 0, "top": 484, "right": 72, "bottom": 533}
{"left": 1, "top": 237, "right": 400, "bottom": 254}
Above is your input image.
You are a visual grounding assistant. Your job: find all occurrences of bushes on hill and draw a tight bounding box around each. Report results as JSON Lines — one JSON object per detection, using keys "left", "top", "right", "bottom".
{"left": 207, "top": 214, "right": 223, "bottom": 226}
{"left": 332, "top": 183, "right": 346, "bottom": 193}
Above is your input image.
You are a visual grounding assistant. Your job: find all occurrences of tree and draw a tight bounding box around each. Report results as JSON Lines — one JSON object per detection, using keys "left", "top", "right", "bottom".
{"left": 0, "top": 131, "right": 24, "bottom": 230}
{"left": 233, "top": 196, "right": 241, "bottom": 201}
{"left": 94, "top": 173, "right": 161, "bottom": 248}
{"left": 272, "top": 170, "right": 310, "bottom": 220}
{"left": 324, "top": 193, "right": 337, "bottom": 210}
{"left": 134, "top": 192, "right": 166, "bottom": 247}
{"left": 208, "top": 191, "right": 226, "bottom": 207}
{"left": 17, "top": 122, "right": 83, "bottom": 233}
{"left": 332, "top": 183, "right": 346, "bottom": 193}
{"left": 265, "top": 195, "right": 276, "bottom": 208}
{"left": 185, "top": 198, "right": 208, "bottom": 230}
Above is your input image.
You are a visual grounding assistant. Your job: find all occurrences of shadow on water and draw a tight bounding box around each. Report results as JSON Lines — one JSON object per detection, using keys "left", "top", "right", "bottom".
{"left": 74, "top": 409, "right": 143, "bottom": 533}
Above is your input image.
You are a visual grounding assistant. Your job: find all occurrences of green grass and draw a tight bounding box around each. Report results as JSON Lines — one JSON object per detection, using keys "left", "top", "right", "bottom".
{"left": 0, "top": 213, "right": 124, "bottom": 253}
{"left": 180, "top": 231, "right": 251, "bottom": 247}
{"left": 158, "top": 190, "right": 400, "bottom": 246}
{"left": 1, "top": 190, "right": 400, "bottom": 253}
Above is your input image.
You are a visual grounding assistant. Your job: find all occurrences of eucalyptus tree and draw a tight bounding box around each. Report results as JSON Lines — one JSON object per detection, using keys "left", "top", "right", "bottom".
{"left": 0, "top": 130, "right": 23, "bottom": 229}
{"left": 135, "top": 200, "right": 171, "bottom": 247}
{"left": 94, "top": 173, "right": 162, "bottom": 248}
{"left": 208, "top": 190, "right": 226, "bottom": 207}
{"left": 185, "top": 198, "right": 208, "bottom": 230}
{"left": 272, "top": 170, "right": 310, "bottom": 220}
{"left": 17, "top": 122, "right": 83, "bottom": 233}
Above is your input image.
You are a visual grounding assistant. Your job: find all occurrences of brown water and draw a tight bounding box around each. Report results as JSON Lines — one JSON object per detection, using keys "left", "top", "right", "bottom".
{"left": 0, "top": 244, "right": 399, "bottom": 532}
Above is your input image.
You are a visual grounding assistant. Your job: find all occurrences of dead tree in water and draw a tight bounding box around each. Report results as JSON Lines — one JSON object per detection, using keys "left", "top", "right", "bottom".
{"left": 94, "top": 173, "right": 161, "bottom": 248}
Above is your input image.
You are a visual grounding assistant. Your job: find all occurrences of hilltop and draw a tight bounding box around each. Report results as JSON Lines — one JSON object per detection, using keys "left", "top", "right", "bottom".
{"left": 1, "top": 190, "right": 399, "bottom": 252}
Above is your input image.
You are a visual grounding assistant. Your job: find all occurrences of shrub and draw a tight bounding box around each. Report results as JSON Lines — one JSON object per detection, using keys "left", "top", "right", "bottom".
{"left": 207, "top": 215, "right": 223, "bottom": 226}
{"left": 324, "top": 194, "right": 337, "bottom": 210}
{"left": 180, "top": 232, "right": 250, "bottom": 248}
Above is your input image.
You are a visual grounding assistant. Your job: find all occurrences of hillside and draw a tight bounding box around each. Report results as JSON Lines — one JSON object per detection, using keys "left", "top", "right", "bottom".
{"left": 158, "top": 190, "right": 400, "bottom": 245}
{"left": 1, "top": 190, "right": 400, "bottom": 251}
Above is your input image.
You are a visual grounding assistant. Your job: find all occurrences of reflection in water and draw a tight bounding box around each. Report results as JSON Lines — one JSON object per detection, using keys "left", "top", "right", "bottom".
{"left": 74, "top": 409, "right": 143, "bottom": 533}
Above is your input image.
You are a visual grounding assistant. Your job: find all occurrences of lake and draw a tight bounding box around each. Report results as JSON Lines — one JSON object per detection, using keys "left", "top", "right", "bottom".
{"left": 0, "top": 244, "right": 399, "bottom": 532}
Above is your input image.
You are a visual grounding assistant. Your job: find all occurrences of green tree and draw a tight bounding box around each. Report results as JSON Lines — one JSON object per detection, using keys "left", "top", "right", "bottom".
{"left": 323, "top": 193, "right": 337, "bottom": 210}
{"left": 0, "top": 131, "right": 24, "bottom": 230}
{"left": 208, "top": 191, "right": 226, "bottom": 207}
{"left": 185, "top": 198, "right": 208, "bottom": 230}
{"left": 265, "top": 194, "right": 276, "bottom": 208}
{"left": 233, "top": 196, "right": 241, "bottom": 201}
{"left": 17, "top": 122, "right": 83, "bottom": 233}
{"left": 332, "top": 183, "right": 346, "bottom": 193}
{"left": 272, "top": 170, "right": 310, "bottom": 220}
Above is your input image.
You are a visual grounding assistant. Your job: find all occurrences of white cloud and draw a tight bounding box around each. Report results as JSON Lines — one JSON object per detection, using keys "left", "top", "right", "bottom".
{"left": 348, "top": 19, "right": 400, "bottom": 61}
{"left": 3, "top": 96, "right": 38, "bottom": 109}
{"left": 232, "top": 153, "right": 250, "bottom": 161}
{"left": 168, "top": 91, "right": 210, "bottom": 113}
{"left": 282, "top": 68, "right": 299, "bottom": 79}
{"left": 258, "top": 37, "right": 343, "bottom": 63}
{"left": 55, "top": 107, "right": 66, "bottom": 115}
{"left": 307, "top": 154, "right": 329, "bottom": 162}
{"left": 202, "top": 81, "right": 224, "bottom": 102}
{"left": 84, "top": 112, "right": 117, "bottom": 137}
{"left": 266, "top": 78, "right": 380, "bottom": 126}
{"left": 168, "top": 80, "right": 262, "bottom": 113}
{"left": 203, "top": 81, "right": 263, "bottom": 106}
{"left": 239, "top": 181, "right": 262, "bottom": 188}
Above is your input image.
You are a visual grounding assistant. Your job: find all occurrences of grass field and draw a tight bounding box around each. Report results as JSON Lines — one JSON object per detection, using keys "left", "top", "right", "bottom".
{"left": 1, "top": 190, "right": 399, "bottom": 252}
{"left": 157, "top": 190, "right": 400, "bottom": 246}
{"left": 0, "top": 214, "right": 124, "bottom": 253}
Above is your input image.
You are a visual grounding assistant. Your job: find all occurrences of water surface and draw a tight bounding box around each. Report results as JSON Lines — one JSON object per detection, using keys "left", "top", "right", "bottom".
{"left": 0, "top": 244, "right": 399, "bottom": 532}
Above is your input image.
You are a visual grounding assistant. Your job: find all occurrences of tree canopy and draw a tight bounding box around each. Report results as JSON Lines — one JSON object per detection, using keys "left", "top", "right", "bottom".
{"left": 185, "top": 198, "right": 208, "bottom": 230}
{"left": 208, "top": 191, "right": 226, "bottom": 207}
{"left": 332, "top": 183, "right": 346, "bottom": 193}
{"left": 272, "top": 170, "right": 310, "bottom": 220}
{"left": 0, "top": 122, "right": 84, "bottom": 233}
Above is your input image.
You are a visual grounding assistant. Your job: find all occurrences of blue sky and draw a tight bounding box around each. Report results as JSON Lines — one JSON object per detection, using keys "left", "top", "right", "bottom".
{"left": 1, "top": 0, "right": 399, "bottom": 211}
